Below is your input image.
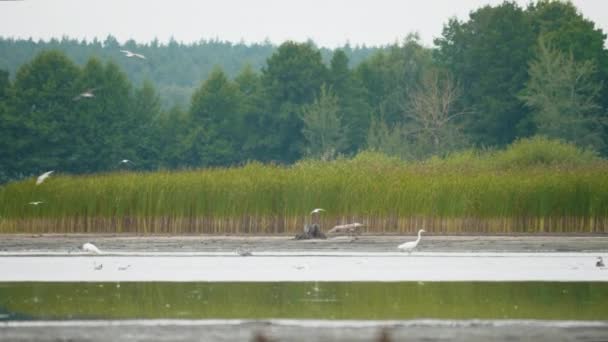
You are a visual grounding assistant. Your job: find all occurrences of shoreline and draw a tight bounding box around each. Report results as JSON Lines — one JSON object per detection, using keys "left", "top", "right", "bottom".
{"left": 1, "top": 235, "right": 607, "bottom": 253}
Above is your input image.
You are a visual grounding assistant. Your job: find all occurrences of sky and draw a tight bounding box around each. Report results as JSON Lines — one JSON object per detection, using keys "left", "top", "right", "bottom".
{"left": 0, "top": 0, "right": 607, "bottom": 48}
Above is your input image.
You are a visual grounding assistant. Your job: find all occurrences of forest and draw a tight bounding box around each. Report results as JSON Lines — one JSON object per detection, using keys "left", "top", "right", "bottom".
{"left": 1, "top": 0, "right": 607, "bottom": 184}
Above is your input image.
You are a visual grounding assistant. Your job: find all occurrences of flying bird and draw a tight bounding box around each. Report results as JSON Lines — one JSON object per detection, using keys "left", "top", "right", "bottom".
{"left": 73, "top": 88, "right": 96, "bottom": 101}
{"left": 28, "top": 201, "right": 43, "bottom": 206}
{"left": 82, "top": 242, "right": 102, "bottom": 254}
{"left": 398, "top": 229, "right": 426, "bottom": 254}
{"left": 120, "top": 49, "right": 146, "bottom": 59}
{"left": 119, "top": 159, "right": 134, "bottom": 164}
{"left": 36, "top": 170, "right": 54, "bottom": 185}
{"left": 310, "top": 208, "right": 325, "bottom": 215}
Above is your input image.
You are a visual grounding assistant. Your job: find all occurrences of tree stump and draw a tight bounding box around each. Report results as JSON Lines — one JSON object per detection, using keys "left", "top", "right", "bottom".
{"left": 294, "top": 223, "right": 327, "bottom": 240}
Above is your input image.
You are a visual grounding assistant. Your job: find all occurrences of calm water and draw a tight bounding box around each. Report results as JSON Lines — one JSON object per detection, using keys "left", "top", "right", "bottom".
{"left": 1, "top": 282, "right": 607, "bottom": 321}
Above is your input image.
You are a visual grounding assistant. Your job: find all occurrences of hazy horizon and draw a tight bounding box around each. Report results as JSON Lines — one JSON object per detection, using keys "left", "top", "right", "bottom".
{"left": 1, "top": 0, "right": 607, "bottom": 48}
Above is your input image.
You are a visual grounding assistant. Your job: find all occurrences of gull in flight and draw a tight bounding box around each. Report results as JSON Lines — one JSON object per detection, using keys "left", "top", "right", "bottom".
{"left": 398, "top": 229, "right": 426, "bottom": 254}
{"left": 73, "top": 88, "right": 96, "bottom": 101}
{"left": 120, "top": 49, "right": 146, "bottom": 59}
{"left": 36, "top": 170, "right": 53, "bottom": 185}
{"left": 119, "top": 159, "right": 134, "bottom": 165}
{"left": 28, "top": 201, "right": 43, "bottom": 206}
{"left": 82, "top": 242, "right": 102, "bottom": 254}
{"left": 310, "top": 208, "right": 325, "bottom": 215}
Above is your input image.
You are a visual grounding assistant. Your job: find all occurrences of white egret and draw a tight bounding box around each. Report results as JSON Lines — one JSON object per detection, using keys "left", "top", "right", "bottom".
{"left": 120, "top": 159, "right": 133, "bottom": 164}
{"left": 28, "top": 201, "right": 43, "bottom": 206}
{"left": 36, "top": 170, "right": 53, "bottom": 185}
{"left": 73, "top": 89, "right": 96, "bottom": 101}
{"left": 82, "top": 242, "right": 102, "bottom": 254}
{"left": 120, "top": 49, "right": 146, "bottom": 59}
{"left": 398, "top": 229, "right": 426, "bottom": 254}
{"left": 597, "top": 257, "right": 605, "bottom": 268}
{"left": 310, "top": 208, "right": 325, "bottom": 215}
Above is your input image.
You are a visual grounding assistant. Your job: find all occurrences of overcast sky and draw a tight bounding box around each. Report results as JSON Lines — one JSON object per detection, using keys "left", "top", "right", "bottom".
{"left": 0, "top": 0, "right": 606, "bottom": 48}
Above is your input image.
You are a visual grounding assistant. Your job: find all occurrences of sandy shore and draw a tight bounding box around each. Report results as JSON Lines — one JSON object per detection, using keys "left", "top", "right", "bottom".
{"left": 0, "top": 234, "right": 607, "bottom": 253}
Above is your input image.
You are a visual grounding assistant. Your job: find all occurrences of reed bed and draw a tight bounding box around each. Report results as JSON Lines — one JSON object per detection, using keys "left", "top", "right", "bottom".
{"left": 1, "top": 138, "right": 607, "bottom": 234}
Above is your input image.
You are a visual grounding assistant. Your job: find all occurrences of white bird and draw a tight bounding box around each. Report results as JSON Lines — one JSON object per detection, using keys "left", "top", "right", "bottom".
{"left": 398, "top": 229, "right": 426, "bottom": 254}
{"left": 310, "top": 208, "right": 325, "bottom": 215}
{"left": 236, "top": 247, "right": 252, "bottom": 256}
{"left": 73, "top": 88, "right": 96, "bottom": 101}
{"left": 119, "top": 159, "right": 134, "bottom": 164}
{"left": 597, "top": 257, "right": 605, "bottom": 268}
{"left": 120, "top": 49, "right": 146, "bottom": 59}
{"left": 36, "top": 170, "right": 53, "bottom": 185}
{"left": 28, "top": 201, "right": 43, "bottom": 206}
{"left": 82, "top": 242, "right": 101, "bottom": 254}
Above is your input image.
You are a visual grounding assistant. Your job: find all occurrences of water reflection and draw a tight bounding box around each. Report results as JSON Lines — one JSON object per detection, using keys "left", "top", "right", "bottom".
{"left": 0, "top": 282, "right": 607, "bottom": 321}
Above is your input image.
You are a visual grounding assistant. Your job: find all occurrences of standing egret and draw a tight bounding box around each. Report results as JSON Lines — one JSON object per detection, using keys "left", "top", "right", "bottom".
{"left": 597, "top": 257, "right": 605, "bottom": 268}
{"left": 36, "top": 170, "right": 53, "bottom": 185}
{"left": 398, "top": 229, "right": 426, "bottom": 254}
{"left": 82, "top": 242, "right": 101, "bottom": 254}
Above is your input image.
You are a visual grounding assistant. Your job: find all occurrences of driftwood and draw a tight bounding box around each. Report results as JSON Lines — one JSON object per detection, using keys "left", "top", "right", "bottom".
{"left": 327, "top": 222, "right": 365, "bottom": 236}
{"left": 294, "top": 223, "right": 327, "bottom": 240}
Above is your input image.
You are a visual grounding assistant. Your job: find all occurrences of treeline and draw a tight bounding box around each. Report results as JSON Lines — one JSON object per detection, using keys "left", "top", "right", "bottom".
{"left": 0, "top": 37, "right": 378, "bottom": 108}
{"left": 0, "top": 0, "right": 607, "bottom": 182}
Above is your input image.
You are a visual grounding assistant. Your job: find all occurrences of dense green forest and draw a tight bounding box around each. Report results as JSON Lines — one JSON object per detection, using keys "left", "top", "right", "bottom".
{"left": 0, "top": 37, "right": 378, "bottom": 109}
{"left": 1, "top": 0, "right": 607, "bottom": 183}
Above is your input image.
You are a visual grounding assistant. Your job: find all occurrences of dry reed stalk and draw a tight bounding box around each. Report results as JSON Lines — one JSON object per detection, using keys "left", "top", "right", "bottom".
{"left": 1, "top": 215, "right": 607, "bottom": 234}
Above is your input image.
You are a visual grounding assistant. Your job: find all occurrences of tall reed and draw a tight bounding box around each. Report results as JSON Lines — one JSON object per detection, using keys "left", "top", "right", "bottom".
{"left": 1, "top": 137, "right": 607, "bottom": 234}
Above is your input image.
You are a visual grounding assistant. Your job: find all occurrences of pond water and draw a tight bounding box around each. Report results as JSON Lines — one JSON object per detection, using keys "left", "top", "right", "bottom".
{"left": 2, "top": 282, "right": 607, "bottom": 321}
